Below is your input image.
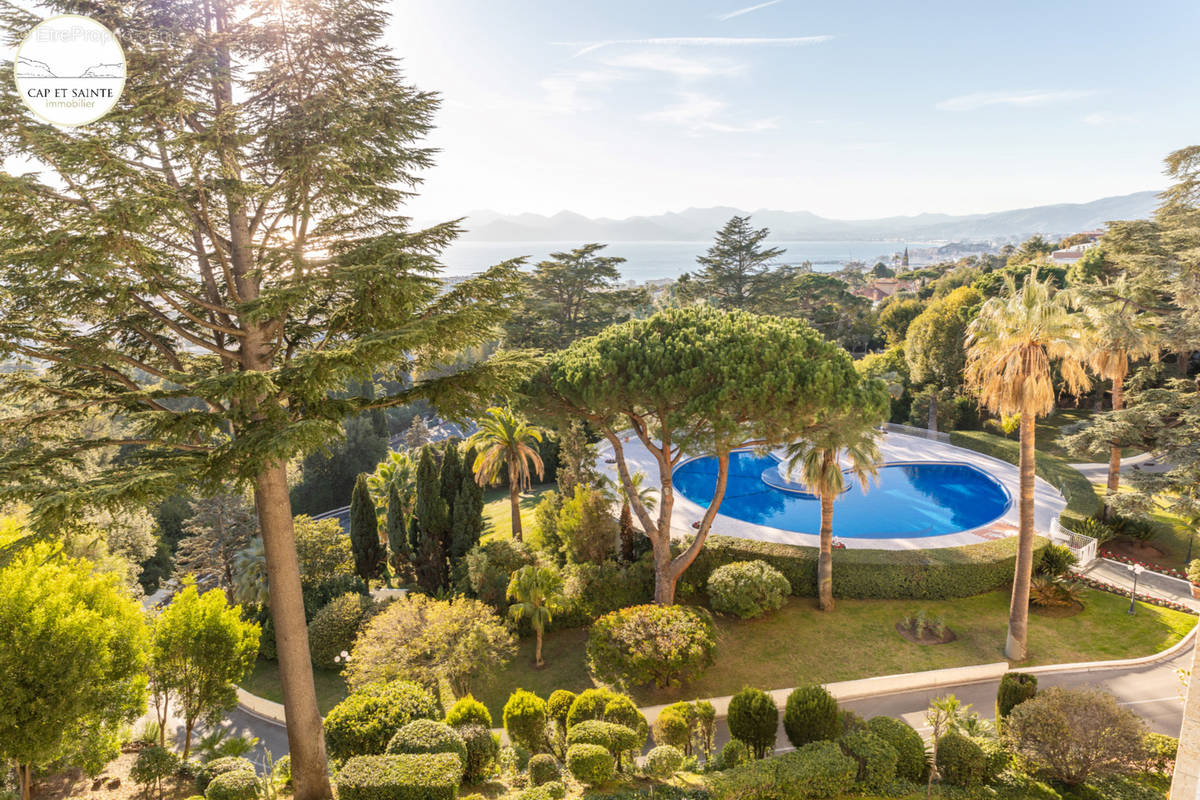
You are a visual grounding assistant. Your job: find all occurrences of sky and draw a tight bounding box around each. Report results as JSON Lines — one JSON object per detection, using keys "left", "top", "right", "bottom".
{"left": 387, "top": 0, "right": 1200, "bottom": 222}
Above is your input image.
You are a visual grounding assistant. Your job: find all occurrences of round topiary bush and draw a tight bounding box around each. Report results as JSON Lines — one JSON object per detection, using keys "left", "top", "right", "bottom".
{"left": 385, "top": 718, "right": 468, "bottom": 767}
{"left": 866, "top": 715, "right": 926, "bottom": 782}
{"left": 528, "top": 753, "right": 561, "bottom": 786}
{"left": 601, "top": 693, "right": 649, "bottom": 743}
{"left": 996, "top": 671, "right": 1038, "bottom": 721}
{"left": 717, "top": 738, "right": 751, "bottom": 769}
{"left": 565, "top": 688, "right": 618, "bottom": 729}
{"left": 445, "top": 694, "right": 493, "bottom": 729}
{"left": 307, "top": 592, "right": 376, "bottom": 670}
{"left": 457, "top": 724, "right": 499, "bottom": 784}
{"left": 547, "top": 690, "right": 576, "bottom": 733}
{"left": 566, "top": 743, "right": 614, "bottom": 787}
{"left": 727, "top": 687, "right": 779, "bottom": 759}
{"left": 839, "top": 729, "right": 898, "bottom": 792}
{"left": 194, "top": 757, "right": 256, "bottom": 793}
{"left": 503, "top": 689, "right": 549, "bottom": 753}
{"left": 935, "top": 729, "right": 986, "bottom": 787}
{"left": 775, "top": 740, "right": 857, "bottom": 798}
{"left": 565, "top": 720, "right": 640, "bottom": 759}
{"left": 131, "top": 746, "right": 180, "bottom": 795}
{"left": 706, "top": 560, "right": 791, "bottom": 619}
{"left": 783, "top": 684, "right": 841, "bottom": 748}
{"left": 651, "top": 706, "right": 691, "bottom": 750}
{"left": 204, "top": 769, "right": 258, "bottom": 800}
{"left": 586, "top": 604, "right": 716, "bottom": 688}
{"left": 323, "top": 680, "right": 439, "bottom": 760}
{"left": 645, "top": 745, "right": 685, "bottom": 780}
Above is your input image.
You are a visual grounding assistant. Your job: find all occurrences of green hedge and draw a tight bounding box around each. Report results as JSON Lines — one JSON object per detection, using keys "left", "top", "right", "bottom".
{"left": 335, "top": 754, "right": 462, "bottom": 800}
{"left": 683, "top": 533, "right": 1047, "bottom": 601}
{"left": 948, "top": 430, "right": 1100, "bottom": 529}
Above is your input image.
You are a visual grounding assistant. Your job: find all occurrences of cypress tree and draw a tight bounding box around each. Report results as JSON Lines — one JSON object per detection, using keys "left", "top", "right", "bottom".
{"left": 410, "top": 446, "right": 449, "bottom": 592}
{"left": 385, "top": 483, "right": 409, "bottom": 575}
{"left": 349, "top": 474, "right": 383, "bottom": 582}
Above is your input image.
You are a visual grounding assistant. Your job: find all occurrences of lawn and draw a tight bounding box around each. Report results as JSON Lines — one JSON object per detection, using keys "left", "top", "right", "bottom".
{"left": 481, "top": 482, "right": 555, "bottom": 543}
{"left": 242, "top": 587, "right": 1194, "bottom": 720}
{"left": 985, "top": 407, "right": 1142, "bottom": 461}
{"left": 1092, "top": 480, "right": 1196, "bottom": 571}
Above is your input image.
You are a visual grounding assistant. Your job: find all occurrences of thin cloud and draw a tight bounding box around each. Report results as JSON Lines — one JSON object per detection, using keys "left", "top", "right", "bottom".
{"left": 717, "top": 0, "right": 783, "bottom": 21}
{"left": 936, "top": 89, "right": 1096, "bottom": 111}
{"left": 1083, "top": 111, "right": 1136, "bottom": 126}
{"left": 567, "top": 35, "right": 831, "bottom": 57}
{"left": 641, "top": 92, "right": 777, "bottom": 134}
{"left": 599, "top": 50, "right": 746, "bottom": 78}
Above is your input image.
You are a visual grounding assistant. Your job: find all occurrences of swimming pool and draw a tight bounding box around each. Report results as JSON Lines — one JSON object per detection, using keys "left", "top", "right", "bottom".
{"left": 673, "top": 450, "right": 1011, "bottom": 539}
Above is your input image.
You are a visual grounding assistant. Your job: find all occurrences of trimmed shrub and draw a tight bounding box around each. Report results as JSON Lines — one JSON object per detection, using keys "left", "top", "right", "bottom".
{"left": 839, "top": 730, "right": 898, "bottom": 792}
{"left": 516, "top": 781, "right": 566, "bottom": 800}
{"left": 997, "top": 671, "right": 1038, "bottom": 721}
{"left": 707, "top": 560, "right": 791, "bottom": 619}
{"left": 645, "top": 745, "right": 685, "bottom": 780}
{"left": 717, "top": 738, "right": 751, "bottom": 770}
{"left": 445, "top": 694, "right": 493, "bottom": 729}
{"left": 497, "top": 744, "right": 530, "bottom": 774}
{"left": 324, "top": 680, "right": 440, "bottom": 760}
{"left": 308, "top": 592, "right": 375, "bottom": 669}
{"left": 457, "top": 724, "right": 498, "bottom": 784}
{"left": 565, "top": 688, "right": 617, "bottom": 728}
{"left": 131, "top": 746, "right": 180, "bottom": 795}
{"left": 866, "top": 716, "right": 926, "bottom": 782}
{"left": 204, "top": 770, "right": 258, "bottom": 800}
{"left": 935, "top": 729, "right": 986, "bottom": 787}
{"left": 681, "top": 531, "right": 1049, "bottom": 601}
{"left": 977, "top": 736, "right": 1011, "bottom": 783}
{"left": 547, "top": 690, "right": 576, "bottom": 732}
{"left": 601, "top": 693, "right": 649, "bottom": 744}
{"left": 566, "top": 720, "right": 640, "bottom": 758}
{"left": 587, "top": 604, "right": 716, "bottom": 688}
{"left": 528, "top": 753, "right": 560, "bottom": 786}
{"left": 194, "top": 757, "right": 255, "bottom": 793}
{"left": 566, "top": 743, "right": 614, "bottom": 787}
{"left": 335, "top": 753, "right": 463, "bottom": 800}
{"left": 727, "top": 687, "right": 779, "bottom": 759}
{"left": 503, "top": 689, "right": 549, "bottom": 753}
{"left": 386, "top": 719, "right": 468, "bottom": 767}
{"left": 652, "top": 706, "right": 691, "bottom": 751}
{"left": 273, "top": 755, "right": 291, "bottom": 786}
{"left": 776, "top": 741, "right": 857, "bottom": 798}
{"left": 783, "top": 685, "right": 840, "bottom": 747}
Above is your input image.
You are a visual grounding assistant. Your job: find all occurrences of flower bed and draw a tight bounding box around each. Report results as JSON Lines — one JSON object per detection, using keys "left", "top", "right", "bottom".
{"left": 1074, "top": 575, "right": 1196, "bottom": 615}
{"left": 1099, "top": 549, "right": 1188, "bottom": 581}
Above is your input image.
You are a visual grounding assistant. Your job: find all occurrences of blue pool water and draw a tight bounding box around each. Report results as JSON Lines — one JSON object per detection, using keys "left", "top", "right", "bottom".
{"left": 673, "top": 451, "right": 1011, "bottom": 539}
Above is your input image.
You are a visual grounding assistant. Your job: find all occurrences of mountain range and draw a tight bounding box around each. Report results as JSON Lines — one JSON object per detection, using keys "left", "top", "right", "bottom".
{"left": 453, "top": 190, "right": 1160, "bottom": 243}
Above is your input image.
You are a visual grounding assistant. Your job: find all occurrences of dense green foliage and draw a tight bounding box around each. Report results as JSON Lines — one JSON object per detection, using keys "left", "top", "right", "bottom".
{"left": 684, "top": 533, "right": 1047, "bottom": 600}
{"left": 645, "top": 745, "right": 685, "bottom": 779}
{"left": 997, "top": 672, "right": 1039, "bottom": 721}
{"left": 131, "top": 746, "right": 180, "bottom": 798}
{"left": 456, "top": 724, "right": 498, "bottom": 784}
{"left": 706, "top": 560, "right": 791, "bottom": 619}
{"left": 335, "top": 753, "right": 463, "bottom": 800}
{"left": 651, "top": 707, "right": 691, "bottom": 751}
{"left": 445, "top": 695, "right": 492, "bottom": 729}
{"left": 866, "top": 716, "right": 927, "bottom": 782}
{"left": 727, "top": 687, "right": 779, "bottom": 759}
{"left": 528, "top": 753, "right": 561, "bottom": 786}
{"left": 935, "top": 729, "right": 987, "bottom": 787}
{"left": 586, "top": 604, "right": 716, "bottom": 688}
{"left": 385, "top": 719, "right": 468, "bottom": 767}
{"left": 204, "top": 769, "right": 259, "bottom": 800}
{"left": 194, "top": 757, "right": 256, "bottom": 793}
{"left": 565, "top": 720, "right": 641, "bottom": 759}
{"left": 503, "top": 689, "right": 549, "bottom": 753}
{"left": 556, "top": 484, "right": 619, "bottom": 564}
{"left": 838, "top": 729, "right": 898, "bottom": 791}
{"left": 709, "top": 740, "right": 857, "bottom": 800}
{"left": 783, "top": 685, "right": 841, "bottom": 748}
{"left": 350, "top": 474, "right": 385, "bottom": 582}
{"left": 307, "top": 593, "right": 376, "bottom": 670}
{"left": 566, "top": 743, "right": 614, "bottom": 787}
{"left": 323, "top": 681, "right": 439, "bottom": 761}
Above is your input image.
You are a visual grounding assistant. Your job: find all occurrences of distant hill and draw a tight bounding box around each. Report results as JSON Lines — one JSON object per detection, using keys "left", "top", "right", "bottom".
{"left": 455, "top": 190, "right": 1160, "bottom": 243}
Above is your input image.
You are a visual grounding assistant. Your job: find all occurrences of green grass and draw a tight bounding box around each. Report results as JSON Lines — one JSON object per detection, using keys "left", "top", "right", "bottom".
{"left": 1092, "top": 480, "right": 1196, "bottom": 571}
{"left": 243, "top": 587, "right": 1193, "bottom": 721}
{"left": 472, "top": 587, "right": 1193, "bottom": 721}
{"left": 980, "top": 407, "right": 1142, "bottom": 461}
{"left": 480, "top": 482, "right": 554, "bottom": 543}
{"left": 949, "top": 429, "right": 1101, "bottom": 527}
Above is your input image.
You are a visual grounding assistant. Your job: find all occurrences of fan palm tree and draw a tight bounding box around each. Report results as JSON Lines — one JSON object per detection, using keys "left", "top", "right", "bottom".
{"left": 367, "top": 449, "right": 419, "bottom": 522}
{"left": 506, "top": 565, "right": 566, "bottom": 668}
{"left": 469, "top": 406, "right": 545, "bottom": 541}
{"left": 785, "top": 416, "right": 883, "bottom": 611}
{"left": 966, "top": 270, "right": 1090, "bottom": 660}
{"left": 1073, "top": 275, "right": 1160, "bottom": 502}
{"left": 601, "top": 470, "right": 659, "bottom": 561}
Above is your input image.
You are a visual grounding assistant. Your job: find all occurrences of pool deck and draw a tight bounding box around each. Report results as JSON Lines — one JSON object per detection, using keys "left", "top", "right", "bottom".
{"left": 596, "top": 431, "right": 1067, "bottom": 551}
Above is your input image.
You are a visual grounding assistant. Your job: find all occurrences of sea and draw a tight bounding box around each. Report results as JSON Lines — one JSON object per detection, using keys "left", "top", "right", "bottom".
{"left": 439, "top": 240, "right": 934, "bottom": 284}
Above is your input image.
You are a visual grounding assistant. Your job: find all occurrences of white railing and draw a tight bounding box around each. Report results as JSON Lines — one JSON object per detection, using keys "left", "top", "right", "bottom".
{"left": 1050, "top": 517, "right": 1098, "bottom": 568}
{"left": 884, "top": 422, "right": 952, "bottom": 443}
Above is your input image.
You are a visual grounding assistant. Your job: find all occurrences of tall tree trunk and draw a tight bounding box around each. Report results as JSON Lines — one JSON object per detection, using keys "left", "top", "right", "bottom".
{"left": 1005, "top": 403, "right": 1037, "bottom": 661}
{"left": 1105, "top": 373, "right": 1125, "bottom": 514}
{"left": 652, "top": 543, "right": 675, "bottom": 605}
{"left": 535, "top": 627, "right": 544, "bottom": 668}
{"left": 509, "top": 460, "right": 523, "bottom": 541}
{"left": 255, "top": 463, "right": 333, "bottom": 800}
{"left": 1170, "top": 634, "right": 1200, "bottom": 799}
{"left": 818, "top": 451, "right": 836, "bottom": 610}
{"left": 182, "top": 719, "right": 194, "bottom": 760}
{"left": 927, "top": 392, "right": 938, "bottom": 432}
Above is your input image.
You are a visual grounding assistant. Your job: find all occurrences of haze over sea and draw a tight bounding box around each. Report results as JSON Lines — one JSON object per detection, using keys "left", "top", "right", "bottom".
{"left": 439, "top": 240, "right": 932, "bottom": 283}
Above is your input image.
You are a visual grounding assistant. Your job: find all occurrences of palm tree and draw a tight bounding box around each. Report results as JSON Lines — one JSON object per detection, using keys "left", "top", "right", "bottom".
{"left": 785, "top": 417, "right": 883, "bottom": 611}
{"left": 469, "top": 406, "right": 545, "bottom": 541}
{"left": 965, "top": 271, "right": 1089, "bottom": 660}
{"left": 1073, "top": 275, "right": 1160, "bottom": 502}
{"left": 602, "top": 470, "right": 659, "bottom": 561}
{"left": 506, "top": 565, "right": 565, "bottom": 668}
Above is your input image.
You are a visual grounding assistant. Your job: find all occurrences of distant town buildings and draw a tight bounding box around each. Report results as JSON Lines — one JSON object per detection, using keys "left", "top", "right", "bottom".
{"left": 1050, "top": 230, "right": 1104, "bottom": 264}
{"left": 849, "top": 277, "right": 919, "bottom": 303}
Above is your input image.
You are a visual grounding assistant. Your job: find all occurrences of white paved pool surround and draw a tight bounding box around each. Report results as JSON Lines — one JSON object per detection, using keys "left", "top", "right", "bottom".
{"left": 596, "top": 431, "right": 1067, "bottom": 551}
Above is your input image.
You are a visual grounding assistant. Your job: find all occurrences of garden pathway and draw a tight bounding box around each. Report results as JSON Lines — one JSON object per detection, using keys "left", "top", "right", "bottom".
{"left": 1077, "top": 558, "right": 1200, "bottom": 612}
